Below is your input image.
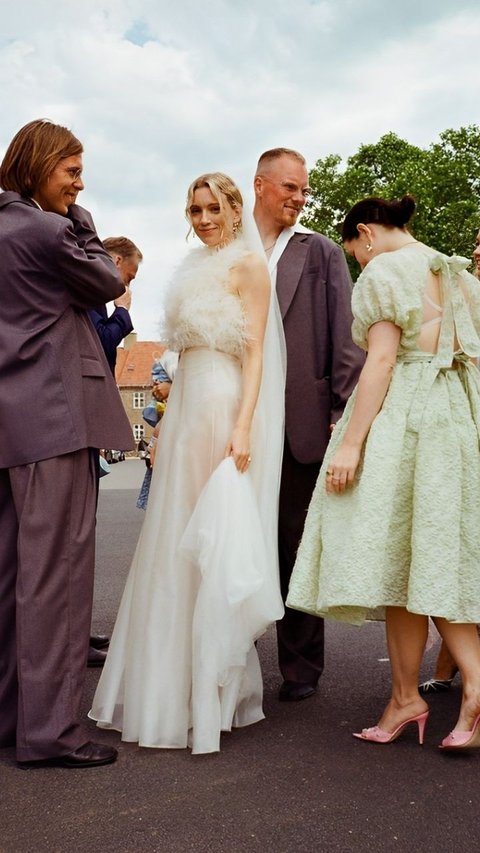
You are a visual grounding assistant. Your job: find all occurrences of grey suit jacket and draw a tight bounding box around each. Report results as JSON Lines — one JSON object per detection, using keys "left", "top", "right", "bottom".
{"left": 276, "top": 231, "right": 364, "bottom": 464}
{"left": 0, "top": 193, "right": 134, "bottom": 467}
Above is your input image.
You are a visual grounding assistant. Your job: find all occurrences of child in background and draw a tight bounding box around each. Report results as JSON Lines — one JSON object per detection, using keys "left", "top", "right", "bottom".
{"left": 136, "top": 350, "right": 178, "bottom": 510}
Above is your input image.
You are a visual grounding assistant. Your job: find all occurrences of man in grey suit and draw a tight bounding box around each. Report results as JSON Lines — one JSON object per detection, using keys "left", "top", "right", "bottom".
{"left": 0, "top": 119, "right": 134, "bottom": 767}
{"left": 254, "top": 148, "right": 364, "bottom": 701}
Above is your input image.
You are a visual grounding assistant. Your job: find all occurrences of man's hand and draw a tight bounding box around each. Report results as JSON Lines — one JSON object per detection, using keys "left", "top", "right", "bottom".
{"left": 114, "top": 285, "right": 132, "bottom": 311}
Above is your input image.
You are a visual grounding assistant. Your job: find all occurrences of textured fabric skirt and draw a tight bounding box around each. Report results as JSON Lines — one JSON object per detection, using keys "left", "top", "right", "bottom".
{"left": 287, "top": 358, "right": 480, "bottom": 626}
{"left": 89, "top": 348, "right": 283, "bottom": 753}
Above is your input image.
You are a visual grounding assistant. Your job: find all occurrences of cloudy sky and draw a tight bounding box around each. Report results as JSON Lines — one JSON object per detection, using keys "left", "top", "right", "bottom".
{"left": 1, "top": 0, "right": 479, "bottom": 340}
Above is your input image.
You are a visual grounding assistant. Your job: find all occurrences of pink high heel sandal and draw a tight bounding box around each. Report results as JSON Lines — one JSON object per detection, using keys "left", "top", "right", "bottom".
{"left": 440, "top": 714, "right": 480, "bottom": 750}
{"left": 353, "top": 710, "right": 429, "bottom": 745}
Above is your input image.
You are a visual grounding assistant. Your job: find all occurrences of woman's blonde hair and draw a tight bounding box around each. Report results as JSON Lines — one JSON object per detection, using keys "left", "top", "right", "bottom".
{"left": 185, "top": 172, "right": 243, "bottom": 240}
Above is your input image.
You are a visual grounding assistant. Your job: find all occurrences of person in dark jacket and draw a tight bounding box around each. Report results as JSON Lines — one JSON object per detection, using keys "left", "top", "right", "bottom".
{"left": 253, "top": 147, "right": 364, "bottom": 701}
{"left": 87, "top": 235, "right": 143, "bottom": 666}
{"left": 89, "top": 236, "right": 143, "bottom": 372}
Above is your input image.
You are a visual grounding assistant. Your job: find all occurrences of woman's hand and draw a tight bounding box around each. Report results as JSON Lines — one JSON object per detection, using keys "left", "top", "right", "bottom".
{"left": 324, "top": 321, "right": 400, "bottom": 495}
{"left": 225, "top": 426, "right": 251, "bottom": 474}
{"left": 325, "top": 443, "right": 361, "bottom": 494}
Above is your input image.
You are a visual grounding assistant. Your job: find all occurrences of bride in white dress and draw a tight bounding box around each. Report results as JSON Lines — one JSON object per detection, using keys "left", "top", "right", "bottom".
{"left": 89, "top": 173, "right": 286, "bottom": 753}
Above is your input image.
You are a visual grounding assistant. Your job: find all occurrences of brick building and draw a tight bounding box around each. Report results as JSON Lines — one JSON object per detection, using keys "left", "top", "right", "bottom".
{"left": 115, "top": 333, "right": 166, "bottom": 451}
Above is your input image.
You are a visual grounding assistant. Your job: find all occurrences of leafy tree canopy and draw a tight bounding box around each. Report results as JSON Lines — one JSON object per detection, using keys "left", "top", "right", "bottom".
{"left": 303, "top": 126, "right": 480, "bottom": 278}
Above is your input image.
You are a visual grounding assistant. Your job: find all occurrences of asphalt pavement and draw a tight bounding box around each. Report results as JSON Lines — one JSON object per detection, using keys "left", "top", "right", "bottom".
{"left": 1, "top": 460, "right": 479, "bottom": 852}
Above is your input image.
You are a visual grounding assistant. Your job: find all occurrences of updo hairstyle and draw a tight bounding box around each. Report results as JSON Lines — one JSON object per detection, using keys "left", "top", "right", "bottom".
{"left": 185, "top": 172, "right": 243, "bottom": 239}
{"left": 342, "top": 195, "right": 416, "bottom": 242}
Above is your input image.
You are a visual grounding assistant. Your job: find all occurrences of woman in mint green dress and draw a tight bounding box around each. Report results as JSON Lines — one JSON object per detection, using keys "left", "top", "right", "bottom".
{"left": 287, "top": 195, "right": 480, "bottom": 750}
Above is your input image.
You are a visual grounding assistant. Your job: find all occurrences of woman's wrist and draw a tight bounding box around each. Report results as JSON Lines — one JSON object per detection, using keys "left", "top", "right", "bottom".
{"left": 340, "top": 435, "right": 364, "bottom": 451}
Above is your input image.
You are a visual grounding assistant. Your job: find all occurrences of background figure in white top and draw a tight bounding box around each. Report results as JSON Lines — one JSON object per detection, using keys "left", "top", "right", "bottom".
{"left": 89, "top": 172, "right": 285, "bottom": 753}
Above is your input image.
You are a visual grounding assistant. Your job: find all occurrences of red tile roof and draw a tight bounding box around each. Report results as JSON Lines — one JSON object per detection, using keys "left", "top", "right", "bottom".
{"left": 115, "top": 340, "right": 166, "bottom": 386}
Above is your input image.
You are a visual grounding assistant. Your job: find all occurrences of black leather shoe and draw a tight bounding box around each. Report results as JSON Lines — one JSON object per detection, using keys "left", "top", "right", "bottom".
{"left": 89, "top": 633, "right": 110, "bottom": 650}
{"left": 87, "top": 646, "right": 108, "bottom": 667}
{"left": 18, "top": 741, "right": 118, "bottom": 769}
{"left": 278, "top": 680, "right": 317, "bottom": 702}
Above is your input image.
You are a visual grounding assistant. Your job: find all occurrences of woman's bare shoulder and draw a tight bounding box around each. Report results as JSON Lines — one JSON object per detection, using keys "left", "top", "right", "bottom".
{"left": 234, "top": 251, "right": 267, "bottom": 274}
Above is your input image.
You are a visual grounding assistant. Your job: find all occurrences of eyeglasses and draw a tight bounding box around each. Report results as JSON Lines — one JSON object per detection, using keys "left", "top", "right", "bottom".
{"left": 261, "top": 176, "right": 312, "bottom": 199}
{"left": 64, "top": 167, "right": 83, "bottom": 182}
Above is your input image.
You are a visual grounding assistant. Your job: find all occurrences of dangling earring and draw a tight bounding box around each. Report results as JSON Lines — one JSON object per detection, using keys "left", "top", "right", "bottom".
{"left": 233, "top": 221, "right": 240, "bottom": 235}
{"left": 366, "top": 243, "right": 373, "bottom": 253}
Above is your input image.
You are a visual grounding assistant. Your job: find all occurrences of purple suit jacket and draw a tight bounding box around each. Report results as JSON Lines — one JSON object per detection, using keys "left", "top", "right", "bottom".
{"left": 276, "top": 231, "right": 364, "bottom": 464}
{"left": 0, "top": 194, "right": 134, "bottom": 467}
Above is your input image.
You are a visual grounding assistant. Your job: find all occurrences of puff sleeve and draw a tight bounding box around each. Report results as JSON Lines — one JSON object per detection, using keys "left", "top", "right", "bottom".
{"left": 351, "top": 253, "right": 423, "bottom": 352}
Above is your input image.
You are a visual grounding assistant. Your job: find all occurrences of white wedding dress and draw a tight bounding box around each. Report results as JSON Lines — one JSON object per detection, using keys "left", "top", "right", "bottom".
{"left": 89, "top": 236, "right": 285, "bottom": 753}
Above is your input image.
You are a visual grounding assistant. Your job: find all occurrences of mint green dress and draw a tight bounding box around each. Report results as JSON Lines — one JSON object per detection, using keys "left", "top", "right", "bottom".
{"left": 286, "top": 246, "right": 480, "bottom": 626}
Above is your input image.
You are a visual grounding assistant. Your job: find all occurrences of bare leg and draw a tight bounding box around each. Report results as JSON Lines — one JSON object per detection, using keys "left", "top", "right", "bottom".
{"left": 433, "top": 640, "right": 458, "bottom": 679}
{"left": 433, "top": 619, "right": 480, "bottom": 732}
{"left": 376, "top": 607, "right": 429, "bottom": 732}
{"left": 430, "top": 618, "right": 458, "bottom": 680}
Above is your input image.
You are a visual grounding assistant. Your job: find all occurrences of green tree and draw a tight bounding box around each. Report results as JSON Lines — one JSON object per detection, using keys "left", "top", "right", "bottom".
{"left": 303, "top": 127, "right": 480, "bottom": 278}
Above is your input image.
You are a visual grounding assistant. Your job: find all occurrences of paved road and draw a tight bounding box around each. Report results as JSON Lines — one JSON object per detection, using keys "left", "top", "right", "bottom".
{"left": 1, "top": 460, "right": 479, "bottom": 852}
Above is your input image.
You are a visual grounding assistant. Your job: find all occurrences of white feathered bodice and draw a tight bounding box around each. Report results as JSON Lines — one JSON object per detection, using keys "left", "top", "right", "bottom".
{"left": 163, "top": 239, "right": 251, "bottom": 359}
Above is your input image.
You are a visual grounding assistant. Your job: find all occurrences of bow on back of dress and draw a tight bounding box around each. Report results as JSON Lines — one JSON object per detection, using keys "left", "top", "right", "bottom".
{"left": 407, "top": 254, "right": 480, "bottom": 435}
{"left": 429, "top": 254, "right": 480, "bottom": 366}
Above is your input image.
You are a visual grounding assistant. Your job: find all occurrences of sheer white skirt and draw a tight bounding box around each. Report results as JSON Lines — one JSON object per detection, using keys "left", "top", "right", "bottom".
{"left": 89, "top": 347, "right": 283, "bottom": 753}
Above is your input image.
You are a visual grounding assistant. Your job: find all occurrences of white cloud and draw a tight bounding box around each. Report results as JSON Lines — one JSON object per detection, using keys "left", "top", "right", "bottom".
{"left": 1, "top": 0, "right": 479, "bottom": 339}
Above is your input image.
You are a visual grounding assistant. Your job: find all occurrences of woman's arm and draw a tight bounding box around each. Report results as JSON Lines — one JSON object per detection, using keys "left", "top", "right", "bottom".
{"left": 225, "top": 254, "right": 271, "bottom": 473}
{"left": 327, "top": 320, "right": 401, "bottom": 494}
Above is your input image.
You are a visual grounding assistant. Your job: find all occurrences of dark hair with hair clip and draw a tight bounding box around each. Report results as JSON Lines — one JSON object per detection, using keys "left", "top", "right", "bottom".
{"left": 342, "top": 195, "right": 416, "bottom": 242}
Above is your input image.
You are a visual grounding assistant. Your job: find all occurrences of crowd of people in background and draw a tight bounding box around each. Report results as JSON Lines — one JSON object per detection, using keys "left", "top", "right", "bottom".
{"left": 1, "top": 118, "right": 480, "bottom": 769}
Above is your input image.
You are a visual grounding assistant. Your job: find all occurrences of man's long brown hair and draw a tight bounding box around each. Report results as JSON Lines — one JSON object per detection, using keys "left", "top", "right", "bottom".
{"left": 0, "top": 118, "right": 83, "bottom": 196}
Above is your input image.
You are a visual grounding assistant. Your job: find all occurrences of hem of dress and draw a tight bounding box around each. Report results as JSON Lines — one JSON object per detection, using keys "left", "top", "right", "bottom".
{"left": 287, "top": 598, "right": 480, "bottom": 627}
{"left": 89, "top": 712, "right": 266, "bottom": 753}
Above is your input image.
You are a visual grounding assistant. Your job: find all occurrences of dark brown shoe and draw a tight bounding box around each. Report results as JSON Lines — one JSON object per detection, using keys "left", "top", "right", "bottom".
{"left": 18, "top": 741, "right": 118, "bottom": 769}
{"left": 88, "top": 646, "right": 108, "bottom": 667}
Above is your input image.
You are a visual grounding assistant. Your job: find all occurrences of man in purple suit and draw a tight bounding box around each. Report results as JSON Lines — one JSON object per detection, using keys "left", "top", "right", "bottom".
{"left": 0, "top": 119, "right": 134, "bottom": 767}
{"left": 254, "top": 148, "right": 364, "bottom": 701}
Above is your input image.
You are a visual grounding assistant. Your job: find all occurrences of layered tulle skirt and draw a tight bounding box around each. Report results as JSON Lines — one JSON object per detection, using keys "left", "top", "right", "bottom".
{"left": 89, "top": 348, "right": 283, "bottom": 753}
